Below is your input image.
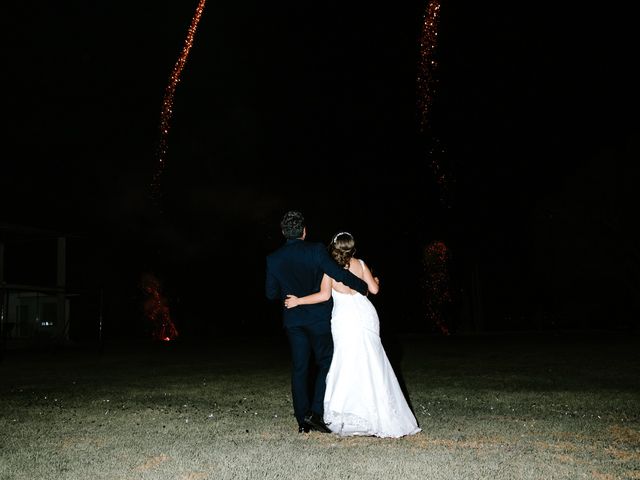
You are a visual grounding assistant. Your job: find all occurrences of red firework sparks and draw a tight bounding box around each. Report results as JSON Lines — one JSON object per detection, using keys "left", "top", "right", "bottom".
{"left": 416, "top": 0, "right": 453, "bottom": 208}
{"left": 141, "top": 273, "right": 178, "bottom": 342}
{"left": 422, "top": 240, "right": 452, "bottom": 335}
{"left": 416, "top": 0, "right": 441, "bottom": 133}
{"left": 152, "top": 0, "right": 208, "bottom": 204}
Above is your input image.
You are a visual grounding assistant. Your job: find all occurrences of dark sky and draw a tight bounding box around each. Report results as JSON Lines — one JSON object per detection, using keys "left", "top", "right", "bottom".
{"left": 2, "top": 1, "right": 638, "bottom": 335}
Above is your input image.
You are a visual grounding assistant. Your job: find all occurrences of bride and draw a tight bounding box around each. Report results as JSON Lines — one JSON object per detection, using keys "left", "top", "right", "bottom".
{"left": 284, "top": 232, "right": 421, "bottom": 438}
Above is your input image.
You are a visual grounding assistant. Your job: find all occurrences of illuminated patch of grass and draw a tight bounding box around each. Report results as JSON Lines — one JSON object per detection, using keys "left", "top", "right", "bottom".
{"left": 0, "top": 333, "right": 638, "bottom": 479}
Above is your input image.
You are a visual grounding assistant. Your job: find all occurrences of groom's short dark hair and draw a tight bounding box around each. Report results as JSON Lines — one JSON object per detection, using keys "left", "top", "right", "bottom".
{"left": 281, "top": 210, "right": 305, "bottom": 239}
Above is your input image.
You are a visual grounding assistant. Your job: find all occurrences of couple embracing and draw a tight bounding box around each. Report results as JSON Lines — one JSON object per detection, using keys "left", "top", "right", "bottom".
{"left": 265, "top": 210, "right": 421, "bottom": 438}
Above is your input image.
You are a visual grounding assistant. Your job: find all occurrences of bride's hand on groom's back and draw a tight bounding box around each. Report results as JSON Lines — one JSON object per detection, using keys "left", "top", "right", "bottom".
{"left": 284, "top": 294, "right": 300, "bottom": 309}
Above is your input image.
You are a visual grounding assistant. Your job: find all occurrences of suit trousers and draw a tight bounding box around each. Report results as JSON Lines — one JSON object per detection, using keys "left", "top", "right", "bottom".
{"left": 284, "top": 320, "right": 334, "bottom": 426}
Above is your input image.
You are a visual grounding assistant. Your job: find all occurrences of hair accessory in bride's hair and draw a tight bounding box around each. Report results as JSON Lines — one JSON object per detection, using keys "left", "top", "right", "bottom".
{"left": 332, "top": 231, "right": 351, "bottom": 243}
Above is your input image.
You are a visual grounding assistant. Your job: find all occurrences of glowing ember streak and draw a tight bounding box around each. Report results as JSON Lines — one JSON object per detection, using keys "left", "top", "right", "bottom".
{"left": 416, "top": 0, "right": 441, "bottom": 133}
{"left": 141, "top": 273, "right": 179, "bottom": 342}
{"left": 152, "top": 0, "right": 208, "bottom": 204}
{"left": 421, "top": 240, "right": 452, "bottom": 335}
{"left": 416, "top": 0, "right": 453, "bottom": 208}
{"left": 428, "top": 136, "right": 452, "bottom": 206}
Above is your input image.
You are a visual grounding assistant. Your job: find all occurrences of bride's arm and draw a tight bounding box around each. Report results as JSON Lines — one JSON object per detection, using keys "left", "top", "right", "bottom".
{"left": 284, "top": 274, "right": 332, "bottom": 309}
{"left": 360, "top": 260, "right": 380, "bottom": 295}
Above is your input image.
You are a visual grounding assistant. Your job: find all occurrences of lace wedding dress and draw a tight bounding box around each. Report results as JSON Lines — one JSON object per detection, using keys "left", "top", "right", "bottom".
{"left": 323, "top": 261, "right": 421, "bottom": 438}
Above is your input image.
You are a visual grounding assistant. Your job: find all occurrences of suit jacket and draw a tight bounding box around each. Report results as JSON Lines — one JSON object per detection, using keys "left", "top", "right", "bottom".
{"left": 265, "top": 239, "right": 369, "bottom": 326}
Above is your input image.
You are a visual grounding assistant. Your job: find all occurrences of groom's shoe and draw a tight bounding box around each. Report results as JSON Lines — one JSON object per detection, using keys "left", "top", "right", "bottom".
{"left": 304, "top": 412, "right": 332, "bottom": 433}
{"left": 298, "top": 423, "right": 310, "bottom": 433}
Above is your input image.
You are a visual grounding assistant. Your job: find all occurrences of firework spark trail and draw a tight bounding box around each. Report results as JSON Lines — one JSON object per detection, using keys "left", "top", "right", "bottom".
{"left": 416, "top": 0, "right": 453, "bottom": 208}
{"left": 141, "top": 273, "right": 178, "bottom": 341}
{"left": 416, "top": 2, "right": 454, "bottom": 334}
{"left": 417, "top": 0, "right": 441, "bottom": 133}
{"left": 422, "top": 240, "right": 452, "bottom": 335}
{"left": 151, "top": 0, "right": 208, "bottom": 205}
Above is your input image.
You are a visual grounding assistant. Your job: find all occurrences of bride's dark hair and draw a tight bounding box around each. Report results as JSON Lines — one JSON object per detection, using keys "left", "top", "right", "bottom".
{"left": 329, "top": 232, "right": 355, "bottom": 268}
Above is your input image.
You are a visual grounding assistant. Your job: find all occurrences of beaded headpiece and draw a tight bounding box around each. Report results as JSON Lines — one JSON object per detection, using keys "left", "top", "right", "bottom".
{"left": 332, "top": 231, "right": 352, "bottom": 244}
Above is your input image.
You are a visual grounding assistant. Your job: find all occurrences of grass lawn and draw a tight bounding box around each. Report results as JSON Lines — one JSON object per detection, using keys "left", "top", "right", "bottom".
{"left": 0, "top": 331, "right": 638, "bottom": 480}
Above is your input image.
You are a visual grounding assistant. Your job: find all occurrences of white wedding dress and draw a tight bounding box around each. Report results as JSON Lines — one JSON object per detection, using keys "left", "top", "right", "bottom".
{"left": 323, "top": 262, "right": 421, "bottom": 438}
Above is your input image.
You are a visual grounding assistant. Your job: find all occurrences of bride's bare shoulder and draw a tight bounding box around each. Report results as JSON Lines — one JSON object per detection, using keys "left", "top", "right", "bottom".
{"left": 349, "top": 257, "right": 365, "bottom": 274}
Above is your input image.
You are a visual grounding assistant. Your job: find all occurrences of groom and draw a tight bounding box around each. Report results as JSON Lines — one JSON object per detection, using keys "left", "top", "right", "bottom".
{"left": 265, "top": 210, "right": 369, "bottom": 433}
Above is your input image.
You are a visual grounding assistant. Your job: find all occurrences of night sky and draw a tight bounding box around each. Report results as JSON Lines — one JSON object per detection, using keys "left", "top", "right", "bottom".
{"left": 2, "top": 1, "right": 638, "bottom": 339}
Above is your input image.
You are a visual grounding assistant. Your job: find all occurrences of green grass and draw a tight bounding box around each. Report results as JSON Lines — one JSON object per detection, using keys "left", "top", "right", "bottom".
{"left": 0, "top": 332, "right": 638, "bottom": 480}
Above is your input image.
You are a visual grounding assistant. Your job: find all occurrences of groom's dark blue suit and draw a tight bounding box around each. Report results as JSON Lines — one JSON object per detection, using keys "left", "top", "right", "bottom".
{"left": 265, "top": 238, "right": 368, "bottom": 428}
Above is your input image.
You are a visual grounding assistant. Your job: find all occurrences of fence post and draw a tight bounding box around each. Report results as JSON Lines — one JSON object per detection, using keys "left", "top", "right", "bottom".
{"left": 98, "top": 288, "right": 104, "bottom": 353}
